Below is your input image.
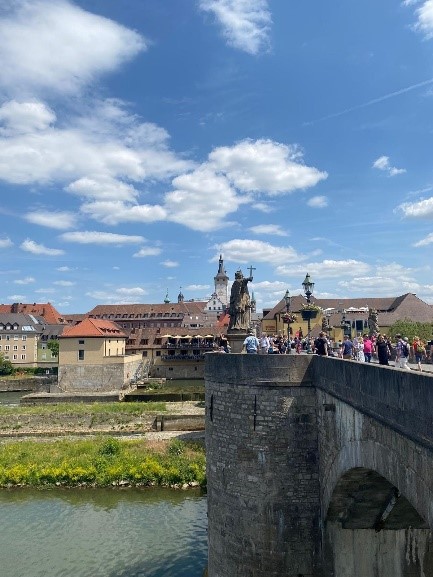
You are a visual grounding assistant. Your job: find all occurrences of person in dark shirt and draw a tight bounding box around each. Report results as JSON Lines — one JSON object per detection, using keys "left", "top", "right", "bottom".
{"left": 315, "top": 331, "right": 328, "bottom": 356}
{"left": 340, "top": 335, "right": 353, "bottom": 359}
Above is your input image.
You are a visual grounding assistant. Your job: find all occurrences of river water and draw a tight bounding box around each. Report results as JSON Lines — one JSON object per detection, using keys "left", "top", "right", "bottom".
{"left": 0, "top": 488, "right": 207, "bottom": 577}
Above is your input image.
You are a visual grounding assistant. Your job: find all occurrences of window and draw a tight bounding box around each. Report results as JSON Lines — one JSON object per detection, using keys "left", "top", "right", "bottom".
{"left": 5, "top": 345, "right": 10, "bottom": 351}
{"left": 21, "top": 354, "right": 26, "bottom": 360}
{"left": 13, "top": 345, "right": 18, "bottom": 351}
{"left": 6, "top": 335, "right": 10, "bottom": 341}
{"left": 78, "top": 340, "right": 84, "bottom": 345}
{"left": 22, "top": 345, "right": 26, "bottom": 351}
{"left": 78, "top": 350, "right": 85, "bottom": 361}
{"left": 22, "top": 335, "right": 26, "bottom": 341}
{"left": 13, "top": 354, "right": 17, "bottom": 360}
{"left": 156, "top": 351, "right": 161, "bottom": 357}
{"left": 14, "top": 334, "right": 18, "bottom": 340}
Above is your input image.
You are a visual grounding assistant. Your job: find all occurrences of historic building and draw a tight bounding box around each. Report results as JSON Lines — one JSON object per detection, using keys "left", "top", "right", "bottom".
{"left": 0, "top": 313, "right": 61, "bottom": 370}
{"left": 58, "top": 318, "right": 141, "bottom": 392}
{"left": 263, "top": 292, "right": 433, "bottom": 341}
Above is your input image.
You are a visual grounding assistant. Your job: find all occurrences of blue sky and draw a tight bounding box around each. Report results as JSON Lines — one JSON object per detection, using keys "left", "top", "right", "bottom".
{"left": 1, "top": 0, "right": 433, "bottom": 313}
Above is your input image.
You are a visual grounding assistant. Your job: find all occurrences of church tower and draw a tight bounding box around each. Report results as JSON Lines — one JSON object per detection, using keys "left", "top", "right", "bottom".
{"left": 214, "top": 254, "right": 229, "bottom": 307}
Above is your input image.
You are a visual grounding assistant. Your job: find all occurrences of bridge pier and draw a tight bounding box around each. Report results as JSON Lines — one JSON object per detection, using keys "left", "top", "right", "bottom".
{"left": 205, "top": 354, "right": 322, "bottom": 576}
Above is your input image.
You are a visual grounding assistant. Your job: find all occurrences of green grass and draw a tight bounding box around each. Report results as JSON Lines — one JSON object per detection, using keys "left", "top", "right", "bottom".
{"left": 0, "top": 401, "right": 166, "bottom": 417}
{"left": 0, "top": 437, "right": 206, "bottom": 489}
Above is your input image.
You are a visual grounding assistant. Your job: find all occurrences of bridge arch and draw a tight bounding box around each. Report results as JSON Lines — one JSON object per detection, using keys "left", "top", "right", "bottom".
{"left": 318, "top": 393, "right": 433, "bottom": 576}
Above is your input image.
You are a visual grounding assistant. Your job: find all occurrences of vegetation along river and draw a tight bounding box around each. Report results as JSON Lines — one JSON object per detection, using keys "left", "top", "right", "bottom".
{"left": 0, "top": 487, "right": 207, "bottom": 577}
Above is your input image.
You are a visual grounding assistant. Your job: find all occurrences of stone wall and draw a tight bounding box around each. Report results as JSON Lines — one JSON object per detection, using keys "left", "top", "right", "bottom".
{"left": 58, "top": 356, "right": 142, "bottom": 393}
{"left": 205, "top": 354, "right": 321, "bottom": 577}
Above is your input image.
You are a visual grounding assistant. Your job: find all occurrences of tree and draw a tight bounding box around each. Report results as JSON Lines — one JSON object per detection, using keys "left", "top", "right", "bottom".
{"left": 0, "top": 353, "right": 13, "bottom": 375}
{"left": 47, "top": 339, "right": 59, "bottom": 357}
{"left": 388, "top": 319, "right": 433, "bottom": 343}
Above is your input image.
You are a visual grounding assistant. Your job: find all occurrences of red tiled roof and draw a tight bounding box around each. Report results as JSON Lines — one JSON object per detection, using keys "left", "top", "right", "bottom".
{"left": 60, "top": 318, "right": 127, "bottom": 338}
{"left": 0, "top": 302, "right": 66, "bottom": 324}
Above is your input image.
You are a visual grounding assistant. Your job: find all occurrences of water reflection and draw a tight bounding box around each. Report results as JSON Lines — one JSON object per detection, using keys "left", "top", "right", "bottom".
{"left": 0, "top": 488, "right": 207, "bottom": 577}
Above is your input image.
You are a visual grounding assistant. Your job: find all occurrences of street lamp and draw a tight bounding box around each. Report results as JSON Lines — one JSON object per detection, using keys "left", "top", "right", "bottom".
{"left": 284, "top": 289, "right": 291, "bottom": 345}
{"left": 302, "top": 273, "right": 315, "bottom": 352}
{"left": 302, "top": 273, "right": 314, "bottom": 304}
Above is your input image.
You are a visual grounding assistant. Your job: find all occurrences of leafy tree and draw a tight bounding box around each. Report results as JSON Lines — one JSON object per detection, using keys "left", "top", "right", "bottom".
{"left": 0, "top": 353, "right": 13, "bottom": 375}
{"left": 387, "top": 319, "right": 433, "bottom": 343}
{"left": 47, "top": 339, "right": 59, "bottom": 357}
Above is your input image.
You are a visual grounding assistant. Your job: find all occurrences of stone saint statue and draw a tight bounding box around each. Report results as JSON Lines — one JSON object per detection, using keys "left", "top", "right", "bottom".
{"left": 228, "top": 269, "right": 253, "bottom": 331}
{"left": 368, "top": 307, "right": 379, "bottom": 336}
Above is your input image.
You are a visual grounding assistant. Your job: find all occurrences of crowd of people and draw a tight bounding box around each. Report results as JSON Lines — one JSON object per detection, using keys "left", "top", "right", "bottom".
{"left": 231, "top": 330, "right": 431, "bottom": 371}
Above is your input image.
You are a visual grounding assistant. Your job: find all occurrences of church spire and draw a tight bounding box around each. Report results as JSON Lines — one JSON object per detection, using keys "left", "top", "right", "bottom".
{"left": 178, "top": 286, "right": 184, "bottom": 303}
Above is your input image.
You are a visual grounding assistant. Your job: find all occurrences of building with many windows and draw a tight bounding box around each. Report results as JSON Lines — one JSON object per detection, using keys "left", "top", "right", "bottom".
{"left": 0, "top": 313, "right": 56, "bottom": 369}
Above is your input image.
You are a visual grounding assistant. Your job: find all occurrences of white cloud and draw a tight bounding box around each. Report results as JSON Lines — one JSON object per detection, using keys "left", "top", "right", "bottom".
{"left": 307, "top": 195, "right": 328, "bottom": 208}
{"left": 14, "top": 276, "right": 35, "bottom": 285}
{"left": 7, "top": 294, "right": 26, "bottom": 301}
{"left": 165, "top": 166, "right": 243, "bottom": 231}
{"left": 217, "top": 238, "right": 305, "bottom": 265}
{"left": 67, "top": 176, "right": 139, "bottom": 202}
{"left": 372, "top": 155, "right": 406, "bottom": 176}
{"left": 209, "top": 139, "right": 328, "bottom": 195}
{"left": 53, "top": 280, "right": 75, "bottom": 287}
{"left": 24, "top": 210, "right": 77, "bottom": 229}
{"left": 56, "top": 266, "right": 72, "bottom": 272}
{"left": 35, "top": 287, "right": 56, "bottom": 294}
{"left": 85, "top": 288, "right": 148, "bottom": 304}
{"left": 199, "top": 0, "right": 272, "bottom": 55}
{"left": 0, "top": 237, "right": 13, "bottom": 249}
{"left": 133, "top": 247, "right": 162, "bottom": 258}
{"left": 249, "top": 224, "right": 288, "bottom": 236}
{"left": 116, "top": 287, "right": 146, "bottom": 296}
{"left": 161, "top": 260, "right": 179, "bottom": 268}
{"left": 276, "top": 259, "right": 371, "bottom": 279}
{"left": 0, "top": 0, "right": 146, "bottom": 96}
{"left": 398, "top": 197, "right": 433, "bottom": 218}
{"left": 414, "top": 0, "right": 433, "bottom": 37}
{"left": 0, "top": 100, "right": 56, "bottom": 134}
{"left": 0, "top": 98, "right": 193, "bottom": 186}
{"left": 413, "top": 232, "right": 433, "bottom": 246}
{"left": 186, "top": 284, "right": 211, "bottom": 291}
{"left": 80, "top": 200, "right": 167, "bottom": 225}
{"left": 60, "top": 231, "right": 145, "bottom": 245}
{"left": 20, "top": 238, "right": 64, "bottom": 256}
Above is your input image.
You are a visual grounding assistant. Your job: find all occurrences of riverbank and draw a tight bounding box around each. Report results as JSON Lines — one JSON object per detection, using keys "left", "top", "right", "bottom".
{"left": 0, "top": 400, "right": 205, "bottom": 437}
{"left": 0, "top": 435, "right": 206, "bottom": 489}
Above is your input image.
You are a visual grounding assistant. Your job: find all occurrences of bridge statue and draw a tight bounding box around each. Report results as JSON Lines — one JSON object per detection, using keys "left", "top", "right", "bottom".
{"left": 228, "top": 268, "right": 253, "bottom": 332}
{"left": 368, "top": 307, "right": 379, "bottom": 336}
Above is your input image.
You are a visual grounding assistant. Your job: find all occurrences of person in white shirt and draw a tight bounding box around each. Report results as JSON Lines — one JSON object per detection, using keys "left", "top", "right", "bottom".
{"left": 259, "top": 333, "right": 270, "bottom": 355}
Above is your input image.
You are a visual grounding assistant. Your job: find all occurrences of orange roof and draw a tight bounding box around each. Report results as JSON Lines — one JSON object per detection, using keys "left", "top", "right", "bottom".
{"left": 0, "top": 302, "right": 66, "bottom": 324}
{"left": 60, "top": 318, "right": 127, "bottom": 338}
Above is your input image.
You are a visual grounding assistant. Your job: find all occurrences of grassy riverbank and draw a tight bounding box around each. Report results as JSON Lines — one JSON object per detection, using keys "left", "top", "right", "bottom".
{"left": 0, "top": 436, "right": 206, "bottom": 489}
{"left": 0, "top": 401, "right": 168, "bottom": 435}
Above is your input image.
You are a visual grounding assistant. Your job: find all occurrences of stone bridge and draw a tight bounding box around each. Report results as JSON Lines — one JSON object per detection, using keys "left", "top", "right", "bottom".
{"left": 204, "top": 354, "right": 433, "bottom": 577}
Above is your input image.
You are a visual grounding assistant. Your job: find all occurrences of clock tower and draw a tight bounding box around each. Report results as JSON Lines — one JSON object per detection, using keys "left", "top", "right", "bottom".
{"left": 214, "top": 254, "right": 229, "bottom": 307}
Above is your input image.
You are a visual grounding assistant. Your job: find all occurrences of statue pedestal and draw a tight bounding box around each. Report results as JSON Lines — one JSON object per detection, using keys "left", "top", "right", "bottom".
{"left": 226, "top": 332, "right": 248, "bottom": 354}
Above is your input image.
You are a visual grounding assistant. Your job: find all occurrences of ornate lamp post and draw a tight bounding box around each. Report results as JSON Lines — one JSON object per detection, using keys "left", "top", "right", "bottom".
{"left": 302, "top": 273, "right": 315, "bottom": 353}
{"left": 284, "top": 288, "right": 291, "bottom": 343}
